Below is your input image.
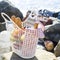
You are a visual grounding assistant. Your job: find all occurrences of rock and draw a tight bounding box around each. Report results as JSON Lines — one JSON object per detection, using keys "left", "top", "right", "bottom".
{"left": 54, "top": 40, "right": 60, "bottom": 57}
{"left": 0, "top": 1, "right": 23, "bottom": 32}
{"left": 35, "top": 49, "right": 57, "bottom": 60}
{"left": 57, "top": 57, "right": 60, "bottom": 60}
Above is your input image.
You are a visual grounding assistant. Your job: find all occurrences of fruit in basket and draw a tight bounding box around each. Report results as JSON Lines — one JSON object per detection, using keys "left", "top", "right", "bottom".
{"left": 11, "top": 15, "right": 16, "bottom": 22}
{"left": 11, "top": 15, "right": 22, "bottom": 28}
{"left": 19, "top": 34, "right": 25, "bottom": 41}
{"left": 10, "top": 35, "right": 17, "bottom": 42}
{"left": 10, "top": 28, "right": 25, "bottom": 42}
{"left": 11, "top": 29, "right": 19, "bottom": 36}
{"left": 16, "top": 17, "right": 22, "bottom": 28}
{"left": 10, "top": 29, "right": 19, "bottom": 41}
{"left": 34, "top": 23, "right": 38, "bottom": 29}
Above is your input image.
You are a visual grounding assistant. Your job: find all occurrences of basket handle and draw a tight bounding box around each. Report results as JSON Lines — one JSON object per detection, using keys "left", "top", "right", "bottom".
{"left": 1, "top": 12, "right": 20, "bottom": 29}
{"left": 1, "top": 12, "right": 25, "bottom": 33}
{"left": 1, "top": 12, "right": 12, "bottom": 22}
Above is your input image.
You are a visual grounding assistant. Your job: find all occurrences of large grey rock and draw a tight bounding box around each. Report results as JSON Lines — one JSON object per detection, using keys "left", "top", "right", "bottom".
{"left": 0, "top": 1, "right": 23, "bottom": 32}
